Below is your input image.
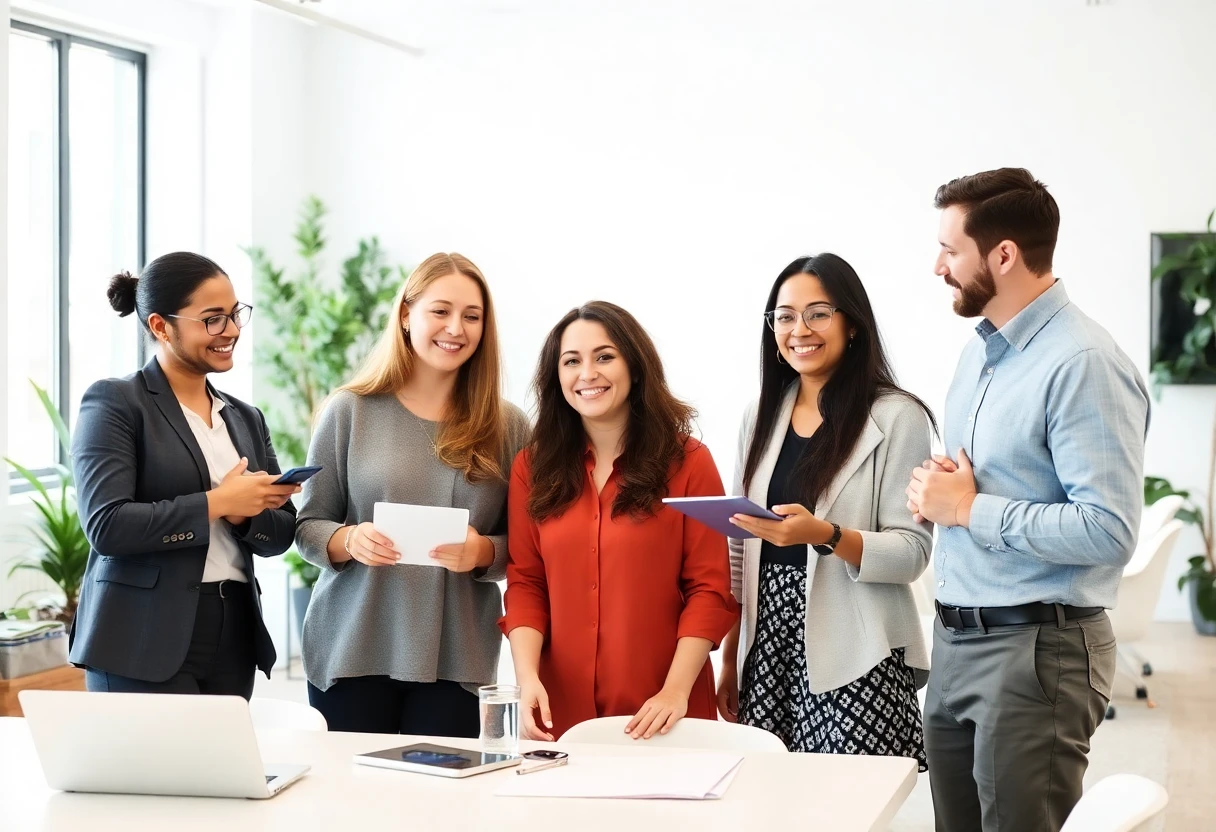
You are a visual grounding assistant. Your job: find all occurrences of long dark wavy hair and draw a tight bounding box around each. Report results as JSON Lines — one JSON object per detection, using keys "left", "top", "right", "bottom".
{"left": 526, "top": 301, "right": 695, "bottom": 522}
{"left": 742, "top": 254, "right": 936, "bottom": 509}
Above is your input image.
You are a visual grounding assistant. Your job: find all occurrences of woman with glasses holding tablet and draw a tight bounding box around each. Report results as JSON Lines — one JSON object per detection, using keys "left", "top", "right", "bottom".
{"left": 717, "top": 254, "right": 934, "bottom": 769}
{"left": 71, "top": 252, "right": 300, "bottom": 698}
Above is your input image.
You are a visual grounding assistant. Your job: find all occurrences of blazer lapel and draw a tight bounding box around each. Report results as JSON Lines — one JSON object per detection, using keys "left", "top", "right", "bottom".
{"left": 142, "top": 358, "right": 209, "bottom": 490}
{"left": 815, "top": 415, "right": 884, "bottom": 518}
{"left": 747, "top": 385, "right": 798, "bottom": 509}
{"left": 739, "top": 385, "right": 799, "bottom": 673}
{"left": 211, "top": 386, "right": 258, "bottom": 466}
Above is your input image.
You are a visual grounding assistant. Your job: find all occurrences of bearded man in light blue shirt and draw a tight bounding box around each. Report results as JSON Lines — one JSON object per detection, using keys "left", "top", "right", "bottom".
{"left": 906, "top": 167, "right": 1150, "bottom": 832}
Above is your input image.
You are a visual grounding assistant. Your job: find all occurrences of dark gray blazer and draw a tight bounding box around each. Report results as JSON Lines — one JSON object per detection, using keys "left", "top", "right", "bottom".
{"left": 68, "top": 358, "right": 295, "bottom": 681}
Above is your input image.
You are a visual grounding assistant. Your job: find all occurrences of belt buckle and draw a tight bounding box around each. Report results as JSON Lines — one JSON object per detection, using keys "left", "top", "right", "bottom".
{"left": 937, "top": 603, "right": 987, "bottom": 633}
{"left": 936, "top": 602, "right": 962, "bottom": 632}
{"left": 218, "top": 580, "right": 228, "bottom": 600}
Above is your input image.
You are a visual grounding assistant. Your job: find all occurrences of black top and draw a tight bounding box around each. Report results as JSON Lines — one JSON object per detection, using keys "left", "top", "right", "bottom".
{"left": 760, "top": 423, "right": 815, "bottom": 568}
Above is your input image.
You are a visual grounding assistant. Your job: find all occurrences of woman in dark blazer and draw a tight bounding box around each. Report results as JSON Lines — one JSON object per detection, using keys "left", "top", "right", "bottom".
{"left": 70, "top": 252, "right": 299, "bottom": 698}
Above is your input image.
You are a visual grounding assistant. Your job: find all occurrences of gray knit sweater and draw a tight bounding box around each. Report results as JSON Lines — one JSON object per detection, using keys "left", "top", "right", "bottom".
{"left": 295, "top": 391, "right": 530, "bottom": 693}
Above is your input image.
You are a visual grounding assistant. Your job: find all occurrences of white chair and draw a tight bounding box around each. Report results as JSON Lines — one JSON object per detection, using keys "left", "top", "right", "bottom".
{"left": 1139, "top": 495, "right": 1184, "bottom": 543}
{"left": 1106, "top": 519, "right": 1184, "bottom": 719}
{"left": 1060, "top": 773, "right": 1168, "bottom": 831}
{"left": 560, "top": 716, "right": 788, "bottom": 752}
{"left": 247, "top": 697, "right": 328, "bottom": 731}
{"left": 1121, "top": 495, "right": 1182, "bottom": 685}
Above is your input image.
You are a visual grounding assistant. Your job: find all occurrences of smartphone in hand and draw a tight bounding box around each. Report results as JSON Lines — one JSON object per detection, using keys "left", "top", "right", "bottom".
{"left": 273, "top": 466, "right": 323, "bottom": 485}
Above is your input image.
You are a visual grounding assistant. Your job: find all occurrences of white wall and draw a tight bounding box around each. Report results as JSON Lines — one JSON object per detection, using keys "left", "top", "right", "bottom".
{"left": 251, "top": 9, "right": 313, "bottom": 267}
{"left": 248, "top": 5, "right": 314, "bottom": 430}
{"left": 303, "top": 0, "right": 1216, "bottom": 620}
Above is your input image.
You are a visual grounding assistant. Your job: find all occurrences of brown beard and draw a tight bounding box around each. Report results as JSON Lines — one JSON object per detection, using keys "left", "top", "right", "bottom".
{"left": 952, "top": 260, "right": 997, "bottom": 318}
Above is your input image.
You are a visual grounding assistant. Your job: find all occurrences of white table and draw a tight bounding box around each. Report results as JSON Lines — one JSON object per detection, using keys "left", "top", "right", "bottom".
{"left": 0, "top": 718, "right": 916, "bottom": 831}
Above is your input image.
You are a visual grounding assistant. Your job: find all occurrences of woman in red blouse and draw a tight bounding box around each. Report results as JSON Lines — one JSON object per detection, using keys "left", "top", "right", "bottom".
{"left": 501, "top": 301, "right": 739, "bottom": 742}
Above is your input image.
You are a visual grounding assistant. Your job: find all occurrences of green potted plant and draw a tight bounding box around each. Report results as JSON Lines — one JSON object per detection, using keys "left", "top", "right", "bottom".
{"left": 1150, "top": 208, "right": 1216, "bottom": 388}
{"left": 4, "top": 381, "right": 90, "bottom": 625}
{"left": 248, "top": 196, "right": 404, "bottom": 628}
{"left": 247, "top": 195, "right": 403, "bottom": 470}
{"left": 282, "top": 551, "right": 320, "bottom": 641}
{"left": 1145, "top": 469, "right": 1216, "bottom": 635}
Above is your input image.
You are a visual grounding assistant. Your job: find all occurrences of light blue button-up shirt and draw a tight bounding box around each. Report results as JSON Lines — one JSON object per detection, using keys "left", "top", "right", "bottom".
{"left": 936, "top": 280, "right": 1150, "bottom": 609}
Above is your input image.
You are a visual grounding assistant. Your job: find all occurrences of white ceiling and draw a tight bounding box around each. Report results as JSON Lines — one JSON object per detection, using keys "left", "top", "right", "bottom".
{"left": 288, "top": 0, "right": 560, "bottom": 50}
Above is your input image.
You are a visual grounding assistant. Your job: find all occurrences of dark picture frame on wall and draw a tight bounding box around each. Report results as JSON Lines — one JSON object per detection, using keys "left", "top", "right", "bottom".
{"left": 1150, "top": 230, "right": 1216, "bottom": 386}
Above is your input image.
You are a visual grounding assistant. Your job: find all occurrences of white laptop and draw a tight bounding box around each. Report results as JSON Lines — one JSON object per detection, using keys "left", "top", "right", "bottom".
{"left": 18, "top": 690, "right": 310, "bottom": 799}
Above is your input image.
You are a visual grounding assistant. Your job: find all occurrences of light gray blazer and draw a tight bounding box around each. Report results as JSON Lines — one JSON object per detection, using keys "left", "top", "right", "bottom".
{"left": 730, "top": 386, "right": 933, "bottom": 693}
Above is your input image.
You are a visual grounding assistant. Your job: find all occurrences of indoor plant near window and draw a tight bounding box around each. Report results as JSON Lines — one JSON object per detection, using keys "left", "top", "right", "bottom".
{"left": 1145, "top": 471, "right": 1216, "bottom": 636}
{"left": 247, "top": 195, "right": 403, "bottom": 471}
{"left": 1150, "top": 208, "right": 1216, "bottom": 388}
{"left": 4, "top": 381, "right": 89, "bottom": 625}
{"left": 247, "top": 196, "right": 404, "bottom": 625}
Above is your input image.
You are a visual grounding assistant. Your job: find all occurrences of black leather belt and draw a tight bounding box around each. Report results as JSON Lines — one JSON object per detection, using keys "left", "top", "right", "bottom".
{"left": 198, "top": 580, "right": 245, "bottom": 599}
{"left": 935, "top": 600, "right": 1103, "bottom": 632}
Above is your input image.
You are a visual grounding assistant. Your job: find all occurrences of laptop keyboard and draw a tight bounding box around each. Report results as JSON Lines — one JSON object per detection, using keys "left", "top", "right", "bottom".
{"left": 265, "top": 776, "right": 276, "bottom": 783}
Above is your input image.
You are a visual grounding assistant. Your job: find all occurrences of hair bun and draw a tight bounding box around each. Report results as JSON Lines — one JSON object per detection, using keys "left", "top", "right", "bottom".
{"left": 106, "top": 271, "right": 139, "bottom": 316}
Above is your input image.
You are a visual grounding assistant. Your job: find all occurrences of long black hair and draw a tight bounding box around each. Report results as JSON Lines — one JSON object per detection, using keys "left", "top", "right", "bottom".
{"left": 106, "top": 251, "right": 228, "bottom": 331}
{"left": 741, "top": 253, "right": 936, "bottom": 509}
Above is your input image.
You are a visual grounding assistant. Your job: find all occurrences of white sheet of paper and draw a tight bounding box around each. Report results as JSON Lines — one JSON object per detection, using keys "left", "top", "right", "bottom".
{"left": 372, "top": 502, "right": 470, "bottom": 567}
{"left": 495, "top": 753, "right": 744, "bottom": 800}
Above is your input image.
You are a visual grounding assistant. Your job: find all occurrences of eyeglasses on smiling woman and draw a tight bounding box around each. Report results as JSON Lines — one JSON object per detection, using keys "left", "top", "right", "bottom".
{"left": 763, "top": 303, "right": 838, "bottom": 334}
{"left": 167, "top": 303, "right": 254, "bottom": 335}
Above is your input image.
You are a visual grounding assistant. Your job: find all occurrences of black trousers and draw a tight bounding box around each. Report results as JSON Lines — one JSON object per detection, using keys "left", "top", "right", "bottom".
{"left": 308, "top": 675, "right": 479, "bottom": 737}
{"left": 85, "top": 581, "right": 257, "bottom": 699}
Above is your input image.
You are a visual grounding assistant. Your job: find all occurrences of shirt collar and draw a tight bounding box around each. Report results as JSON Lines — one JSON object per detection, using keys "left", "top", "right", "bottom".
{"left": 975, "top": 278, "right": 1068, "bottom": 352}
{"left": 181, "top": 394, "right": 226, "bottom": 425}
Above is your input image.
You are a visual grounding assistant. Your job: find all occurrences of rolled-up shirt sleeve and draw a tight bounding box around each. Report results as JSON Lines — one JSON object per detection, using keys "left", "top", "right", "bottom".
{"left": 500, "top": 451, "right": 551, "bottom": 637}
{"left": 676, "top": 445, "right": 741, "bottom": 645}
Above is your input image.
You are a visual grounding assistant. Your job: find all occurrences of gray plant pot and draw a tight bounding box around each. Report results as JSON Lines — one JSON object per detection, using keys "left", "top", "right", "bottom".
{"left": 1189, "top": 580, "right": 1216, "bottom": 636}
{"left": 291, "top": 586, "right": 313, "bottom": 642}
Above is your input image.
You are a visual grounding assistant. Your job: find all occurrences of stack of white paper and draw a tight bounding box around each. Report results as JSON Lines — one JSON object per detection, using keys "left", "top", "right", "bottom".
{"left": 495, "top": 753, "right": 744, "bottom": 800}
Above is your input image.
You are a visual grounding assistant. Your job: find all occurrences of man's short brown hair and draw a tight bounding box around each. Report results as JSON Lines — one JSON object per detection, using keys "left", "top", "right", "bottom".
{"left": 934, "top": 167, "right": 1059, "bottom": 275}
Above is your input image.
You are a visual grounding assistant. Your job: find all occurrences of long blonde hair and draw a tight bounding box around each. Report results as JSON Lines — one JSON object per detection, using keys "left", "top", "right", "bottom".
{"left": 339, "top": 253, "right": 507, "bottom": 483}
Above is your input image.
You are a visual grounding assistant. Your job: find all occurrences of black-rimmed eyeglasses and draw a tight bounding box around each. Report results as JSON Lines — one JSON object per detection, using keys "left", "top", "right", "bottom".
{"left": 168, "top": 303, "right": 254, "bottom": 335}
{"left": 764, "top": 304, "right": 838, "bottom": 334}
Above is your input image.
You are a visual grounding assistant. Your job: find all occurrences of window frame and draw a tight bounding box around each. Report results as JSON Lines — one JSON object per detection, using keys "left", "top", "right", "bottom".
{"left": 8, "top": 20, "right": 147, "bottom": 493}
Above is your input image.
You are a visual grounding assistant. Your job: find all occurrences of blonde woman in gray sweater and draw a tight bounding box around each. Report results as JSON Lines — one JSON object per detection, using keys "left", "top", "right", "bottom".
{"left": 295, "top": 253, "right": 529, "bottom": 736}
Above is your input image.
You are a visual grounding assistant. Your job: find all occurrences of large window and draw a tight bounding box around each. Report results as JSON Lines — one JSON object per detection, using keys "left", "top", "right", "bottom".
{"left": 7, "top": 21, "right": 144, "bottom": 486}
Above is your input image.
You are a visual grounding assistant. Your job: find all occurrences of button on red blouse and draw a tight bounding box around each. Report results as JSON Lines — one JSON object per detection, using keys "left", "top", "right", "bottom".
{"left": 500, "top": 438, "right": 739, "bottom": 738}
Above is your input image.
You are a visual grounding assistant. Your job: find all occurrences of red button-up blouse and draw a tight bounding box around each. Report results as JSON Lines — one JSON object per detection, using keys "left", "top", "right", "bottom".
{"left": 500, "top": 438, "right": 739, "bottom": 738}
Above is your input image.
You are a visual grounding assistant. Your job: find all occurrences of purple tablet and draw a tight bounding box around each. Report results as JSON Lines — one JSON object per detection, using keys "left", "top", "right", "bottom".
{"left": 662, "top": 496, "right": 785, "bottom": 539}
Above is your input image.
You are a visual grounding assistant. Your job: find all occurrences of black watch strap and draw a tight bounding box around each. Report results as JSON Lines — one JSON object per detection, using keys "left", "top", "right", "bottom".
{"left": 813, "top": 522, "right": 842, "bottom": 557}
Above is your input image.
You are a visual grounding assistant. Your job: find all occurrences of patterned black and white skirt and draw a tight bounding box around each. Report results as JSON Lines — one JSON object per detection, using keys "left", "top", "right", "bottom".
{"left": 738, "top": 561, "right": 927, "bottom": 771}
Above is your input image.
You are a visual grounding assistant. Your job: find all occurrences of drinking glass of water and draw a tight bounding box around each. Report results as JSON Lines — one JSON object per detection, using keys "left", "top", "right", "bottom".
{"left": 478, "top": 684, "right": 520, "bottom": 756}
